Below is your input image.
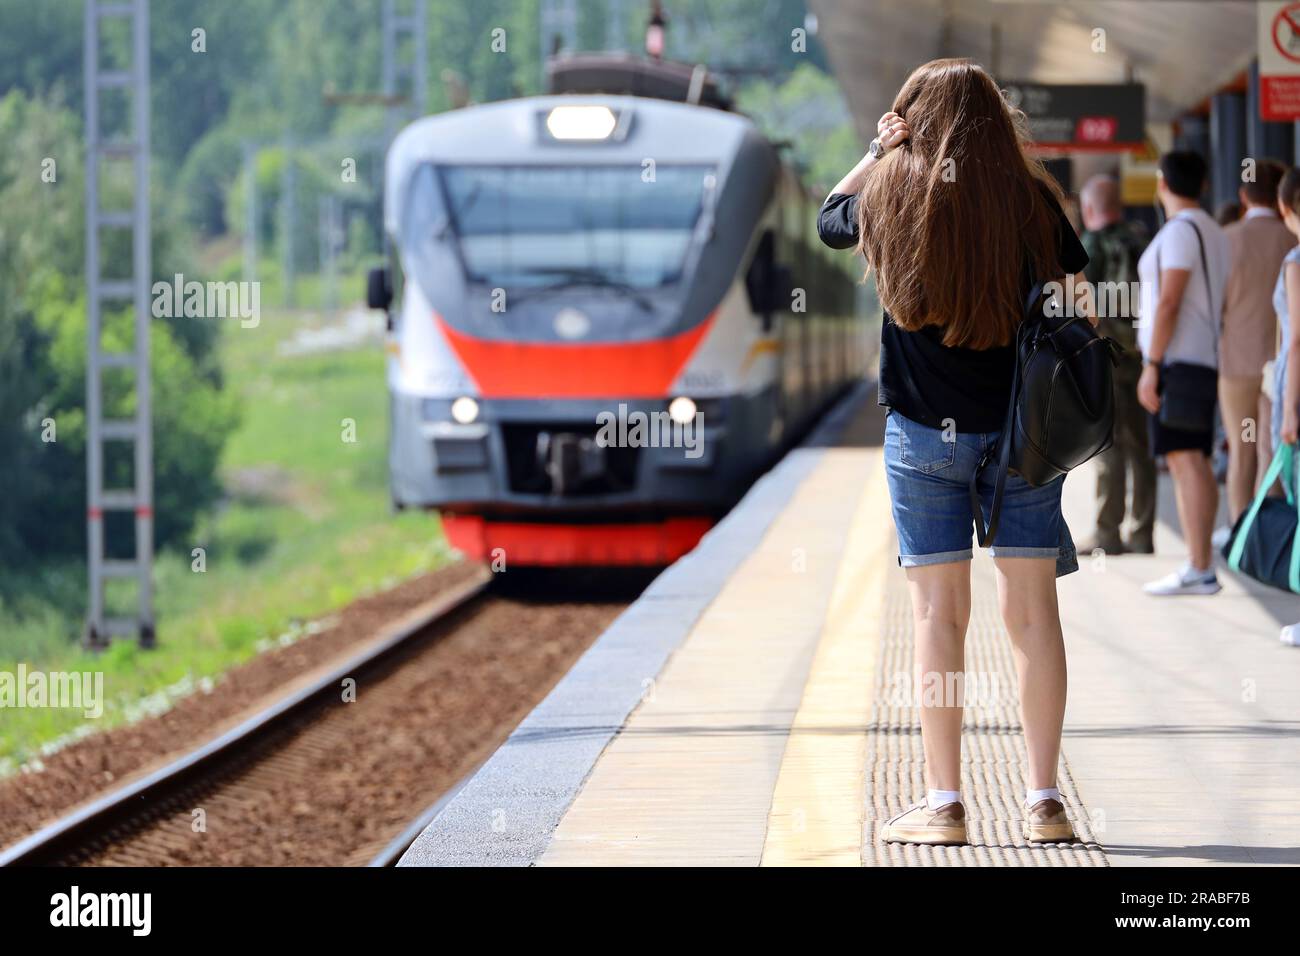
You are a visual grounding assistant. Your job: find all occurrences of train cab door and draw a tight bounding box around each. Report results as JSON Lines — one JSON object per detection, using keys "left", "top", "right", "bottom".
{"left": 748, "top": 227, "right": 798, "bottom": 431}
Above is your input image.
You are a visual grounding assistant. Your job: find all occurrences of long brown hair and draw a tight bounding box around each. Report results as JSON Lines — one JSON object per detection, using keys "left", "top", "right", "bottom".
{"left": 1279, "top": 165, "right": 1300, "bottom": 217}
{"left": 857, "top": 59, "right": 1065, "bottom": 350}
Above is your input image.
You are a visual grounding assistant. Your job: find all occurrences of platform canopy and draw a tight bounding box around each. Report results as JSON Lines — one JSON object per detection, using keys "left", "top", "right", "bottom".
{"left": 809, "top": 0, "right": 1258, "bottom": 140}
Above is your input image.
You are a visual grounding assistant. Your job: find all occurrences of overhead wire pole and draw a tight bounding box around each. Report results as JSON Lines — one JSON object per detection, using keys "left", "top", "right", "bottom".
{"left": 540, "top": 0, "right": 580, "bottom": 85}
{"left": 281, "top": 132, "right": 296, "bottom": 307}
{"left": 243, "top": 140, "right": 257, "bottom": 284}
{"left": 381, "top": 0, "right": 426, "bottom": 257}
{"left": 319, "top": 194, "right": 342, "bottom": 315}
{"left": 84, "top": 0, "right": 154, "bottom": 648}
{"left": 382, "top": 0, "right": 427, "bottom": 140}
{"left": 606, "top": 0, "right": 627, "bottom": 51}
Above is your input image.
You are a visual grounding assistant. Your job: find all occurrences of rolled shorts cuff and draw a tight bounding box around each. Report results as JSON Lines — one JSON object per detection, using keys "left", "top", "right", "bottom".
{"left": 898, "top": 548, "right": 973, "bottom": 568}
{"left": 986, "top": 545, "right": 1058, "bottom": 560}
{"left": 990, "top": 544, "right": 1079, "bottom": 577}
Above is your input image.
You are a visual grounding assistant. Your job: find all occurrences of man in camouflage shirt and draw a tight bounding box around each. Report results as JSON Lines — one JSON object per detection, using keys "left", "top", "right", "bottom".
{"left": 1079, "top": 174, "right": 1155, "bottom": 554}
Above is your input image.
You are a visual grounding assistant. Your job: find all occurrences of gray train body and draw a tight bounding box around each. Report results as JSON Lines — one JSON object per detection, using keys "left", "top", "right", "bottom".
{"left": 378, "top": 91, "right": 868, "bottom": 563}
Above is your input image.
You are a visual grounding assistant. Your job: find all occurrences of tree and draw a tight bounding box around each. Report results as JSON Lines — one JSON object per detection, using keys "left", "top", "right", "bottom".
{"left": 735, "top": 62, "right": 861, "bottom": 195}
{"left": 0, "top": 90, "right": 237, "bottom": 566}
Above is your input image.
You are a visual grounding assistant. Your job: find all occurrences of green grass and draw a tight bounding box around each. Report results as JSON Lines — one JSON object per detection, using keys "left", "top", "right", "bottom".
{"left": 0, "top": 279, "right": 454, "bottom": 770}
{"left": 210, "top": 251, "right": 372, "bottom": 313}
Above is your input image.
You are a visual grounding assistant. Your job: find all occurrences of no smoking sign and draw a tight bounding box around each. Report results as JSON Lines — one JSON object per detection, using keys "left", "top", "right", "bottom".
{"left": 1261, "top": 2, "right": 1300, "bottom": 119}
{"left": 1273, "top": 2, "right": 1300, "bottom": 63}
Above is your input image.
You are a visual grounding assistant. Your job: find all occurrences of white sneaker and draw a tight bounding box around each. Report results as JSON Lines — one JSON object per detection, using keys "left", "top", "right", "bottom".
{"left": 1281, "top": 624, "right": 1300, "bottom": 646}
{"left": 1143, "top": 563, "right": 1222, "bottom": 596}
{"left": 1211, "top": 525, "right": 1233, "bottom": 551}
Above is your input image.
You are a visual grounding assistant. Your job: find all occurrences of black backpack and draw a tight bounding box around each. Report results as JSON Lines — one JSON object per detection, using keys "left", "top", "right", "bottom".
{"left": 970, "top": 281, "right": 1122, "bottom": 546}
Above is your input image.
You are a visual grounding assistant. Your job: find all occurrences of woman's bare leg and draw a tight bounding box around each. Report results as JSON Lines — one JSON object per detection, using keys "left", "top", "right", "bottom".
{"left": 904, "top": 561, "right": 972, "bottom": 792}
{"left": 992, "top": 556, "right": 1066, "bottom": 791}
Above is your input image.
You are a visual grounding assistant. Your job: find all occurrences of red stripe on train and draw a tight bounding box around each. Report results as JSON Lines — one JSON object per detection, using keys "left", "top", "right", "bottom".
{"left": 434, "top": 311, "right": 715, "bottom": 399}
{"left": 441, "top": 514, "right": 712, "bottom": 566}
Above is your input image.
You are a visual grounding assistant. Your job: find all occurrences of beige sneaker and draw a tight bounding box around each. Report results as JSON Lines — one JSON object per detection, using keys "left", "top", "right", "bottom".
{"left": 881, "top": 802, "right": 968, "bottom": 845}
{"left": 1023, "top": 798, "right": 1076, "bottom": 843}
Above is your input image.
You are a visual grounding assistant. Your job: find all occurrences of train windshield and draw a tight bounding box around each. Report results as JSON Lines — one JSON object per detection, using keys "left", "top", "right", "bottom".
{"left": 427, "top": 164, "right": 713, "bottom": 291}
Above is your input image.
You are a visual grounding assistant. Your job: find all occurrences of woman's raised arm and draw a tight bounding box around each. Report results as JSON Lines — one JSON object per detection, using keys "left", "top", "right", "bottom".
{"left": 817, "top": 112, "right": 910, "bottom": 250}
{"left": 830, "top": 111, "right": 910, "bottom": 196}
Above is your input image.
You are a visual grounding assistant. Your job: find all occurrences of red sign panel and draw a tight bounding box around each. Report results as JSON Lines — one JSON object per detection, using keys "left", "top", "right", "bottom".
{"left": 1262, "top": 76, "right": 1300, "bottom": 120}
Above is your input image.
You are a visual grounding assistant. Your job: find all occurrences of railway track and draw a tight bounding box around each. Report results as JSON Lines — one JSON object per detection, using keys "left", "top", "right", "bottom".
{"left": 0, "top": 568, "right": 632, "bottom": 867}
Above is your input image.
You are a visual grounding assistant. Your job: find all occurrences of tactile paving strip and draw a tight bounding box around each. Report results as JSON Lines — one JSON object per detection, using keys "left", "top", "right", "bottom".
{"left": 862, "top": 555, "right": 1108, "bottom": 866}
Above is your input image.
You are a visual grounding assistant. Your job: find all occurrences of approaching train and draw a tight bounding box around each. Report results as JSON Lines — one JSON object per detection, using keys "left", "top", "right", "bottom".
{"left": 369, "top": 54, "right": 870, "bottom": 565}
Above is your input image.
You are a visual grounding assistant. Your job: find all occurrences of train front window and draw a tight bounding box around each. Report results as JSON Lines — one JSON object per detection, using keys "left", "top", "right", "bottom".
{"left": 427, "top": 164, "right": 713, "bottom": 291}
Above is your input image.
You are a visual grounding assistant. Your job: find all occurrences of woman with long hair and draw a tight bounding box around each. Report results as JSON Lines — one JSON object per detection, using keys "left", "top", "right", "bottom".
{"left": 818, "top": 59, "right": 1092, "bottom": 845}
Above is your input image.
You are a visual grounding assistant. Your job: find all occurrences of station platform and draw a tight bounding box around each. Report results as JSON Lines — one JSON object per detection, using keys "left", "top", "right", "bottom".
{"left": 399, "top": 384, "right": 1300, "bottom": 867}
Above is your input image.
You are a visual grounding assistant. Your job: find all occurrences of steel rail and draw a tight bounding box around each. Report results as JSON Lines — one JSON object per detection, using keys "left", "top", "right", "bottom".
{"left": 0, "top": 572, "right": 491, "bottom": 867}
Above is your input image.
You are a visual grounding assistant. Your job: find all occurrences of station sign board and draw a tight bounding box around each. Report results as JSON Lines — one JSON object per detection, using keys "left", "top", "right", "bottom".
{"left": 1260, "top": 1, "right": 1300, "bottom": 120}
{"left": 1002, "top": 82, "right": 1145, "bottom": 152}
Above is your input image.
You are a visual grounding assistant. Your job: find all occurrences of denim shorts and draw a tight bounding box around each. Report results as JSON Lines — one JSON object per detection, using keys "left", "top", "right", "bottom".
{"left": 883, "top": 409, "right": 1078, "bottom": 577}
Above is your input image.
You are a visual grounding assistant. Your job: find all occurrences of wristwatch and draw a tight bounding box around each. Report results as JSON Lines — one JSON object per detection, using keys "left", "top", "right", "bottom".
{"left": 868, "top": 137, "right": 887, "bottom": 159}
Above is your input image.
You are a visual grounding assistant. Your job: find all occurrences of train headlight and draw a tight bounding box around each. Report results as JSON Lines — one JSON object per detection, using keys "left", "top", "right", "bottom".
{"left": 450, "top": 397, "right": 480, "bottom": 424}
{"left": 545, "top": 105, "right": 617, "bottom": 141}
{"left": 668, "top": 396, "right": 698, "bottom": 426}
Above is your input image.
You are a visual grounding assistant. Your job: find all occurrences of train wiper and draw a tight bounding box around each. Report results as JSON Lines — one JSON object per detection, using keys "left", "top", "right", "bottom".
{"left": 509, "top": 267, "right": 654, "bottom": 312}
{"left": 436, "top": 182, "right": 482, "bottom": 240}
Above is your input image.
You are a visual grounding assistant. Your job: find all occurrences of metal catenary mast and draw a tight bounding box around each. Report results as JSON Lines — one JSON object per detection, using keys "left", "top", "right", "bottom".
{"left": 83, "top": 0, "right": 153, "bottom": 648}
{"left": 382, "top": 0, "right": 428, "bottom": 143}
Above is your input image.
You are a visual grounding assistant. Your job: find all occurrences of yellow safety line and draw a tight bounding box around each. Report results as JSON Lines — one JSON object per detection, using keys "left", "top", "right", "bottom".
{"left": 760, "top": 450, "right": 890, "bottom": 866}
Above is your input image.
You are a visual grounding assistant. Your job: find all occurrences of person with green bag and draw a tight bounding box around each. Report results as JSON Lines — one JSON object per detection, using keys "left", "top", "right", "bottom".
{"left": 1224, "top": 442, "right": 1300, "bottom": 622}
{"left": 1235, "top": 168, "right": 1300, "bottom": 645}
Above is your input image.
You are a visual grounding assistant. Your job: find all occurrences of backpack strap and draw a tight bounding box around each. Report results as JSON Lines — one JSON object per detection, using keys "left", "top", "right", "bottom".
{"left": 1184, "top": 218, "right": 1218, "bottom": 363}
{"left": 970, "top": 281, "right": 1043, "bottom": 547}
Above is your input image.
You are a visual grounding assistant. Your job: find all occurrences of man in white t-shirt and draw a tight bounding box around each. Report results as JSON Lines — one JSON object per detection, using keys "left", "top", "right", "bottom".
{"left": 1135, "top": 150, "right": 1231, "bottom": 596}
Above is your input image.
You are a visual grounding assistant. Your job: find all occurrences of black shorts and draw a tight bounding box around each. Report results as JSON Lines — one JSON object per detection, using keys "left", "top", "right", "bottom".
{"left": 1148, "top": 412, "right": 1214, "bottom": 457}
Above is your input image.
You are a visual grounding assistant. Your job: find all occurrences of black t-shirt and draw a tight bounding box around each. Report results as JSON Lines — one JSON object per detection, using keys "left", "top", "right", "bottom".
{"left": 818, "top": 189, "right": 1089, "bottom": 433}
